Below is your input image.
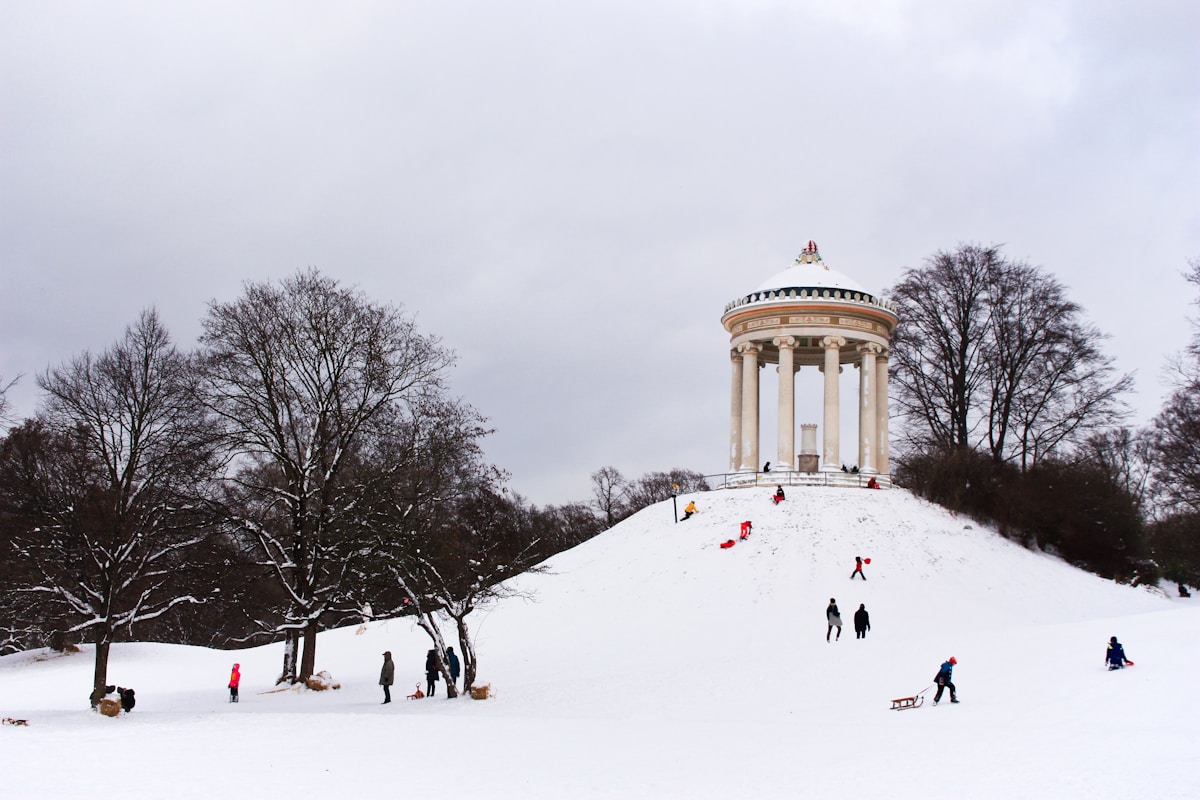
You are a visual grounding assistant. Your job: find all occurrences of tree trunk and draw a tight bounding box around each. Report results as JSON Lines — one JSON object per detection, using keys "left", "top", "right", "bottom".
{"left": 456, "top": 616, "right": 478, "bottom": 692}
{"left": 416, "top": 612, "right": 458, "bottom": 698}
{"left": 278, "top": 629, "right": 299, "bottom": 685}
{"left": 299, "top": 619, "right": 319, "bottom": 682}
{"left": 90, "top": 635, "right": 111, "bottom": 708}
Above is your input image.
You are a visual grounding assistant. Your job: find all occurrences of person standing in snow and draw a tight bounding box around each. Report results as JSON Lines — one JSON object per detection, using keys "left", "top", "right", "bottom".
{"left": 228, "top": 663, "right": 241, "bottom": 703}
{"left": 425, "top": 649, "right": 441, "bottom": 697}
{"left": 853, "top": 604, "right": 870, "bottom": 639}
{"left": 680, "top": 500, "right": 697, "bottom": 521}
{"left": 379, "top": 651, "right": 395, "bottom": 704}
{"left": 850, "top": 556, "right": 866, "bottom": 580}
{"left": 826, "top": 598, "right": 842, "bottom": 642}
{"left": 446, "top": 646, "right": 461, "bottom": 691}
{"left": 1106, "top": 637, "right": 1132, "bottom": 670}
{"left": 933, "top": 657, "right": 958, "bottom": 704}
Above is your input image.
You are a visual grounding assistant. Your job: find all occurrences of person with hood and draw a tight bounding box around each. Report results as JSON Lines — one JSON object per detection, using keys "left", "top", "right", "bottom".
{"left": 379, "top": 651, "right": 395, "bottom": 704}
{"left": 1106, "top": 637, "right": 1133, "bottom": 670}
{"left": 446, "top": 646, "right": 461, "bottom": 691}
{"left": 850, "top": 555, "right": 866, "bottom": 580}
{"left": 933, "top": 657, "right": 959, "bottom": 704}
{"left": 425, "top": 649, "right": 441, "bottom": 698}
{"left": 826, "top": 598, "right": 842, "bottom": 642}
{"left": 228, "top": 663, "right": 241, "bottom": 703}
{"left": 853, "top": 604, "right": 870, "bottom": 639}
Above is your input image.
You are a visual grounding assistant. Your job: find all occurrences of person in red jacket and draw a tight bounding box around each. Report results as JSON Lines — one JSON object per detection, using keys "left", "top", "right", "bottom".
{"left": 228, "top": 663, "right": 241, "bottom": 703}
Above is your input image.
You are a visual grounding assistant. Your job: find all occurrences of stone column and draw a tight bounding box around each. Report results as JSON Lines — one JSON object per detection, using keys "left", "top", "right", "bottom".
{"left": 729, "top": 351, "right": 743, "bottom": 472}
{"left": 875, "top": 351, "right": 890, "bottom": 476}
{"left": 820, "top": 336, "right": 845, "bottom": 471}
{"left": 857, "top": 343, "right": 880, "bottom": 474}
{"left": 774, "top": 336, "right": 797, "bottom": 472}
{"left": 738, "top": 342, "right": 762, "bottom": 472}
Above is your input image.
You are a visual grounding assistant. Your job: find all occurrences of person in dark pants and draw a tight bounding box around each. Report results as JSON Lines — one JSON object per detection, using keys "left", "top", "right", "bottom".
{"left": 425, "top": 649, "right": 441, "bottom": 697}
{"left": 851, "top": 556, "right": 866, "bottom": 580}
{"left": 379, "top": 651, "right": 395, "bottom": 704}
{"left": 933, "top": 657, "right": 958, "bottom": 704}
{"left": 1106, "top": 637, "right": 1132, "bottom": 670}
{"left": 826, "top": 599, "right": 842, "bottom": 642}
{"left": 228, "top": 662, "right": 241, "bottom": 703}
{"left": 446, "top": 646, "right": 461, "bottom": 691}
{"left": 854, "top": 604, "right": 870, "bottom": 639}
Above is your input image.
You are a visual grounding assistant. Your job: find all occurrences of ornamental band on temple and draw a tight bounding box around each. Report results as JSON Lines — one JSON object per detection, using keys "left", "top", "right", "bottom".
{"left": 720, "top": 242, "right": 898, "bottom": 480}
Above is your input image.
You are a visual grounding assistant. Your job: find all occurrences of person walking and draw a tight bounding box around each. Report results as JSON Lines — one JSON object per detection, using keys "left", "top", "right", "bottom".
{"left": 379, "top": 651, "right": 395, "bottom": 704}
{"left": 853, "top": 604, "right": 870, "bottom": 639}
{"left": 425, "top": 649, "right": 441, "bottom": 698}
{"left": 826, "top": 598, "right": 842, "bottom": 642}
{"left": 850, "top": 556, "right": 866, "bottom": 580}
{"left": 446, "top": 646, "right": 461, "bottom": 691}
{"left": 933, "top": 657, "right": 958, "bottom": 704}
{"left": 1106, "top": 637, "right": 1133, "bottom": 670}
{"left": 228, "top": 663, "right": 241, "bottom": 703}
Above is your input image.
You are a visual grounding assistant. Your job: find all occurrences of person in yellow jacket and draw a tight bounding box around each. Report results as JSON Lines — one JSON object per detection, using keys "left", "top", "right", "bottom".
{"left": 680, "top": 500, "right": 697, "bottom": 521}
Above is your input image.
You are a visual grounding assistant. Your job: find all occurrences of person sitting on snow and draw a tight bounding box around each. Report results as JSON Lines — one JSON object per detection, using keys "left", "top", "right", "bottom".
{"left": 772, "top": 485, "right": 785, "bottom": 504}
{"left": 1106, "top": 636, "right": 1132, "bottom": 670}
{"left": 680, "top": 500, "right": 697, "bottom": 521}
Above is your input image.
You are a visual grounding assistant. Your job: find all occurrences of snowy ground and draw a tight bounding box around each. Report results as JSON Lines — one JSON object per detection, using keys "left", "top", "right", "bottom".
{"left": 3, "top": 486, "right": 1197, "bottom": 799}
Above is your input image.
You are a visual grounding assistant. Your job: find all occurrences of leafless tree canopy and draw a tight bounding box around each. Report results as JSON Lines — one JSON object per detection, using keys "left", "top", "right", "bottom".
{"left": 1149, "top": 257, "right": 1200, "bottom": 513}
{"left": 889, "top": 244, "right": 1131, "bottom": 469}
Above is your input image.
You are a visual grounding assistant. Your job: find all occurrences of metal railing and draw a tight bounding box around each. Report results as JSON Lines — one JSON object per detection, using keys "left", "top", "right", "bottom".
{"left": 701, "top": 470, "right": 892, "bottom": 491}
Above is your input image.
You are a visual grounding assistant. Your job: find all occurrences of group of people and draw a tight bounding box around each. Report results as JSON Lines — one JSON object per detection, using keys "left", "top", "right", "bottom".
{"left": 378, "top": 647, "right": 462, "bottom": 703}
{"left": 825, "top": 598, "right": 871, "bottom": 642}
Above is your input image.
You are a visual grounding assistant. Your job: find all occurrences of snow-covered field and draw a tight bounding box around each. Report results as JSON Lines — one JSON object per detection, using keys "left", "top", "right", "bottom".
{"left": 3, "top": 486, "right": 1196, "bottom": 799}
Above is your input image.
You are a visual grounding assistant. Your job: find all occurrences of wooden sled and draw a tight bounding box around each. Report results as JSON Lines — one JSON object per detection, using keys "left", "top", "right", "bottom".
{"left": 890, "top": 695, "right": 924, "bottom": 710}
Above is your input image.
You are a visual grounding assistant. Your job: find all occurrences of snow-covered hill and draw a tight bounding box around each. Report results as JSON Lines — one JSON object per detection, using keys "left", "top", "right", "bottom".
{"left": 3, "top": 486, "right": 1196, "bottom": 799}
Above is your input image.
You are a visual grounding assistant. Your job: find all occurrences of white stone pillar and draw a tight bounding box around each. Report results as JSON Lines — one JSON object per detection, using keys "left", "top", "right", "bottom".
{"left": 729, "top": 351, "right": 743, "bottom": 472}
{"left": 857, "top": 343, "right": 880, "bottom": 474}
{"left": 774, "top": 336, "right": 797, "bottom": 472}
{"left": 820, "top": 336, "right": 844, "bottom": 471}
{"left": 738, "top": 342, "right": 762, "bottom": 472}
{"left": 875, "top": 351, "right": 890, "bottom": 476}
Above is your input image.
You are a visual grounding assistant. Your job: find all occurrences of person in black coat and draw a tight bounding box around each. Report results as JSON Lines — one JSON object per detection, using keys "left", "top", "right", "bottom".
{"left": 425, "top": 649, "right": 441, "bottom": 697}
{"left": 446, "top": 646, "right": 461, "bottom": 691}
{"left": 379, "top": 651, "right": 395, "bottom": 704}
{"left": 853, "top": 604, "right": 870, "bottom": 639}
{"left": 826, "top": 599, "right": 842, "bottom": 642}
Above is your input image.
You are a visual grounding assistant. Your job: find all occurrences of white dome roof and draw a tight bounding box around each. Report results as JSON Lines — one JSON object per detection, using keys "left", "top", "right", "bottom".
{"left": 754, "top": 261, "right": 869, "bottom": 295}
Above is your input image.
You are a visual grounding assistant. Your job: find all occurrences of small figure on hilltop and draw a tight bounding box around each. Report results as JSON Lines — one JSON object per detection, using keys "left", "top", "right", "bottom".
{"left": 851, "top": 556, "right": 867, "bottom": 580}
{"left": 854, "top": 603, "right": 870, "bottom": 639}
{"left": 826, "top": 598, "right": 842, "bottom": 642}
{"left": 762, "top": 461, "right": 771, "bottom": 473}
{"left": 228, "top": 663, "right": 241, "bottom": 703}
{"left": 933, "top": 657, "right": 958, "bottom": 704}
{"left": 379, "top": 651, "right": 395, "bottom": 704}
{"left": 680, "top": 500, "right": 698, "bottom": 521}
{"left": 446, "top": 646, "right": 461, "bottom": 691}
{"left": 1106, "top": 637, "right": 1133, "bottom": 670}
{"left": 425, "top": 649, "right": 441, "bottom": 697}
{"left": 772, "top": 485, "right": 786, "bottom": 505}
{"left": 866, "top": 476, "right": 879, "bottom": 489}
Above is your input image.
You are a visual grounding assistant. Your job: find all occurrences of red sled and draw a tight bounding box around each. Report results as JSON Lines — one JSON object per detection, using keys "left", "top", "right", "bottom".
{"left": 863, "top": 558, "right": 871, "bottom": 564}
{"left": 719, "top": 539, "right": 737, "bottom": 549}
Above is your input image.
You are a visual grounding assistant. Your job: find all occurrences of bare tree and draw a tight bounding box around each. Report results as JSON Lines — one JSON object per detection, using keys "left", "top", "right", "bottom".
{"left": 20, "top": 311, "right": 220, "bottom": 705}
{"left": 1149, "top": 257, "right": 1200, "bottom": 513}
{"left": 889, "top": 244, "right": 997, "bottom": 453}
{"left": 590, "top": 466, "right": 628, "bottom": 526}
{"left": 199, "top": 269, "right": 453, "bottom": 684}
{"left": 891, "top": 244, "right": 1131, "bottom": 468}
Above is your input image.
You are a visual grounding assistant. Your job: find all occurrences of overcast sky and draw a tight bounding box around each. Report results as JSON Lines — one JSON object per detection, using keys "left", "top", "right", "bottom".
{"left": 2, "top": 0, "right": 1198, "bottom": 506}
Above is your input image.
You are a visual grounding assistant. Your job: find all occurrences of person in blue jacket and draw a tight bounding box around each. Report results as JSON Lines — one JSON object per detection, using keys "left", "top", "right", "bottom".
{"left": 933, "top": 657, "right": 958, "bottom": 704}
{"left": 1106, "top": 637, "right": 1132, "bottom": 670}
{"left": 446, "top": 646, "right": 462, "bottom": 691}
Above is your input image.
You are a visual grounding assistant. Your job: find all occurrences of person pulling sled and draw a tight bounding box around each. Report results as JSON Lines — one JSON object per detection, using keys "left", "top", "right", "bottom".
{"left": 933, "top": 657, "right": 958, "bottom": 704}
